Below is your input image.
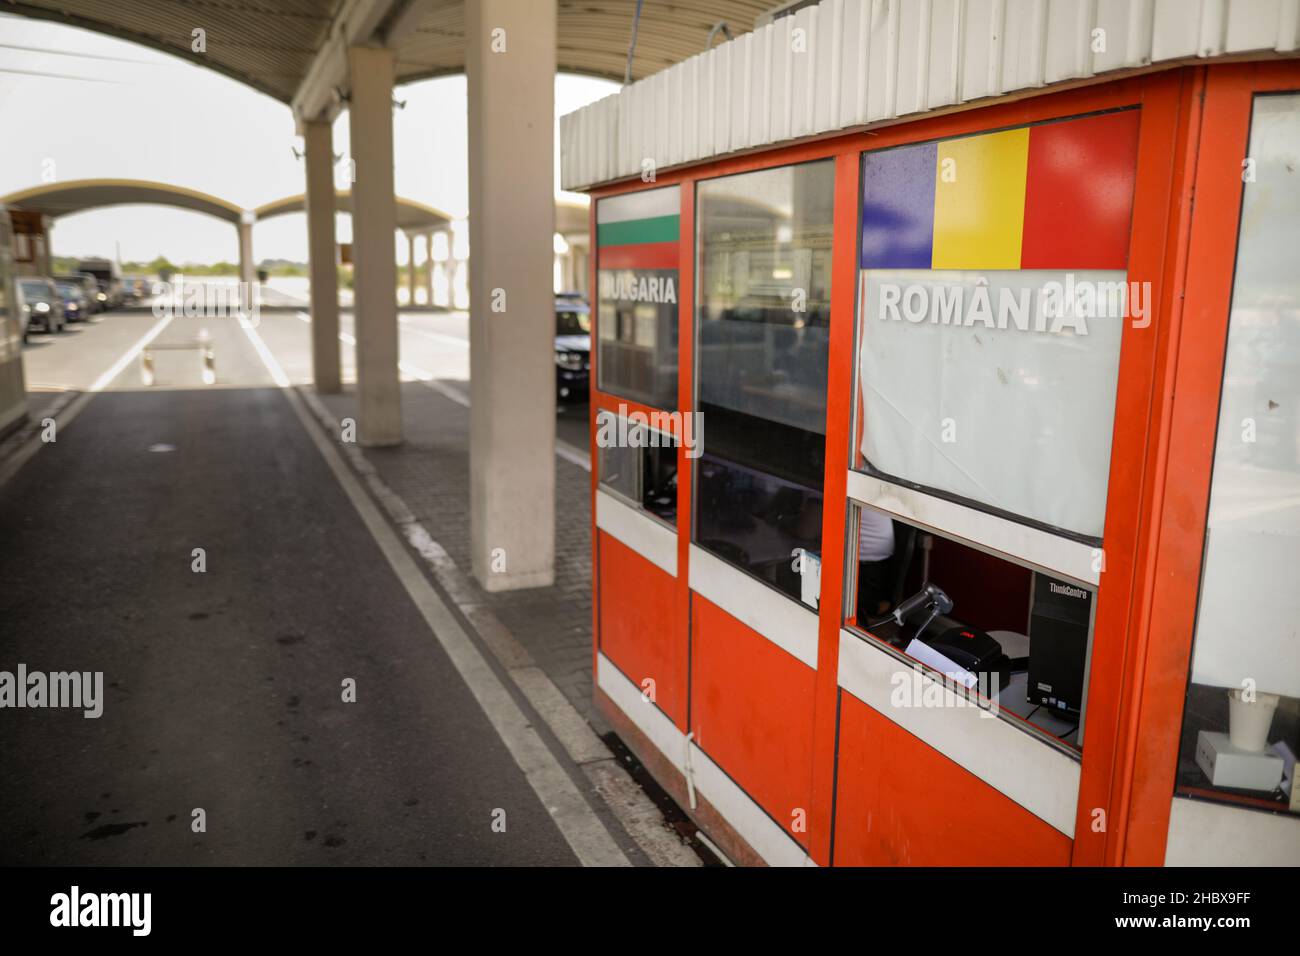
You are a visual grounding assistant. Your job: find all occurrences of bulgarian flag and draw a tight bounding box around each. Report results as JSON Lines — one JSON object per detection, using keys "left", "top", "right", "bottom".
{"left": 597, "top": 185, "right": 680, "bottom": 271}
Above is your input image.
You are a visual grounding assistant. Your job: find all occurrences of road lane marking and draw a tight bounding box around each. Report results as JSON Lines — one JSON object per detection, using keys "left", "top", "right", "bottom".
{"left": 237, "top": 317, "right": 290, "bottom": 387}
{"left": 0, "top": 314, "right": 175, "bottom": 490}
{"left": 293, "top": 311, "right": 587, "bottom": 468}
{"left": 89, "top": 314, "right": 175, "bottom": 393}
{"left": 240, "top": 319, "right": 632, "bottom": 867}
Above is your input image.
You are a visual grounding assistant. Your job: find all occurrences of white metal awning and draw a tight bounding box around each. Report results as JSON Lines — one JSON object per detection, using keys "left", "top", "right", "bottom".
{"left": 560, "top": 0, "right": 1300, "bottom": 190}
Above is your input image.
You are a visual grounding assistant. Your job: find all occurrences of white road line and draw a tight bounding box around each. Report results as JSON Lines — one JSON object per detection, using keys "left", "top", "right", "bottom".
{"left": 89, "top": 314, "right": 175, "bottom": 393}
{"left": 555, "top": 441, "right": 591, "bottom": 471}
{"left": 0, "top": 314, "right": 176, "bottom": 490}
{"left": 242, "top": 322, "right": 631, "bottom": 868}
{"left": 294, "top": 310, "right": 585, "bottom": 466}
{"left": 238, "top": 317, "right": 291, "bottom": 387}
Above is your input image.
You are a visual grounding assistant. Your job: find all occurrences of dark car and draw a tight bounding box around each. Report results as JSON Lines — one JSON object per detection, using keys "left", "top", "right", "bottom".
{"left": 53, "top": 278, "right": 91, "bottom": 322}
{"left": 554, "top": 295, "right": 590, "bottom": 402}
{"left": 56, "top": 273, "right": 101, "bottom": 314}
{"left": 17, "top": 278, "right": 67, "bottom": 338}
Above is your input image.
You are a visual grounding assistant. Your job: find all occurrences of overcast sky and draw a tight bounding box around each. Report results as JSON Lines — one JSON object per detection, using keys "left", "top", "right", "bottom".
{"left": 0, "top": 13, "right": 616, "bottom": 265}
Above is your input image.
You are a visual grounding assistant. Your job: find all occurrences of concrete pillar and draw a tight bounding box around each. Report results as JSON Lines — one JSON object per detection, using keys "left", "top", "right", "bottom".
{"left": 237, "top": 215, "right": 255, "bottom": 289}
{"left": 347, "top": 45, "right": 401, "bottom": 446}
{"left": 425, "top": 230, "right": 436, "bottom": 306}
{"left": 466, "top": 0, "right": 556, "bottom": 591}
{"left": 304, "top": 118, "right": 341, "bottom": 393}
{"left": 404, "top": 231, "right": 416, "bottom": 307}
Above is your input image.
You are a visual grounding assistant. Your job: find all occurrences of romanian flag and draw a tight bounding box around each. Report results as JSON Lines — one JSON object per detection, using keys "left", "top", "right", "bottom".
{"left": 860, "top": 110, "right": 1140, "bottom": 272}
{"left": 597, "top": 185, "right": 681, "bottom": 271}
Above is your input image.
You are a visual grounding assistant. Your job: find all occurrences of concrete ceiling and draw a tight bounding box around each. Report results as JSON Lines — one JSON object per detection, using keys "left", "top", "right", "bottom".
{"left": 6, "top": 0, "right": 779, "bottom": 104}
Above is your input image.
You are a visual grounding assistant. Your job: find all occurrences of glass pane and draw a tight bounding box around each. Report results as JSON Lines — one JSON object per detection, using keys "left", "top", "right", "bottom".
{"left": 1176, "top": 92, "right": 1300, "bottom": 814}
{"left": 854, "top": 111, "right": 1140, "bottom": 540}
{"left": 595, "top": 186, "right": 680, "bottom": 409}
{"left": 597, "top": 412, "right": 640, "bottom": 505}
{"left": 694, "top": 160, "right": 834, "bottom": 603}
{"left": 642, "top": 442, "right": 677, "bottom": 525}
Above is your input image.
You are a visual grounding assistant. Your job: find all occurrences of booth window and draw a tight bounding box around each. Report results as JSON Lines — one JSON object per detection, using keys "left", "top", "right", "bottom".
{"left": 693, "top": 159, "right": 834, "bottom": 604}
{"left": 595, "top": 185, "right": 681, "bottom": 410}
{"left": 853, "top": 110, "right": 1140, "bottom": 541}
{"left": 845, "top": 502, "right": 1091, "bottom": 753}
{"left": 1175, "top": 92, "right": 1300, "bottom": 816}
{"left": 596, "top": 411, "right": 677, "bottom": 526}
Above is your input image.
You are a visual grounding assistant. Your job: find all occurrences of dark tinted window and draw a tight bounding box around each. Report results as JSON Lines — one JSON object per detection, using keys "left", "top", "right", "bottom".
{"left": 693, "top": 160, "right": 835, "bottom": 603}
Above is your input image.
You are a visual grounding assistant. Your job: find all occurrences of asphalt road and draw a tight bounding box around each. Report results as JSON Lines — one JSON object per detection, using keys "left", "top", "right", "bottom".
{"left": 0, "top": 309, "right": 584, "bottom": 865}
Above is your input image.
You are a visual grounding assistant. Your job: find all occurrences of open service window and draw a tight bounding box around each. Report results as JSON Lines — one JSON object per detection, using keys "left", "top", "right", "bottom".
{"left": 693, "top": 159, "right": 834, "bottom": 607}
{"left": 844, "top": 501, "right": 1093, "bottom": 752}
{"left": 595, "top": 185, "right": 681, "bottom": 410}
{"left": 596, "top": 409, "right": 677, "bottom": 527}
{"left": 1174, "top": 91, "right": 1300, "bottom": 817}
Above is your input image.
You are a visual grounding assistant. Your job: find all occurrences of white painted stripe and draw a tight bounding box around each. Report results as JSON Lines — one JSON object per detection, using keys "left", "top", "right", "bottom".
{"left": 596, "top": 489, "right": 677, "bottom": 576}
{"left": 398, "top": 317, "right": 470, "bottom": 348}
{"left": 556, "top": 440, "right": 591, "bottom": 472}
{"left": 251, "top": 334, "right": 631, "bottom": 868}
{"left": 597, "top": 652, "right": 815, "bottom": 867}
{"left": 846, "top": 470, "right": 1100, "bottom": 586}
{"left": 688, "top": 544, "right": 819, "bottom": 670}
{"left": 89, "top": 313, "right": 174, "bottom": 393}
{"left": 298, "top": 311, "right": 585, "bottom": 467}
{"left": 0, "top": 315, "right": 175, "bottom": 490}
{"left": 1164, "top": 795, "right": 1300, "bottom": 866}
{"left": 837, "top": 627, "right": 1080, "bottom": 836}
{"left": 238, "top": 317, "right": 290, "bottom": 388}
{"left": 596, "top": 185, "right": 680, "bottom": 224}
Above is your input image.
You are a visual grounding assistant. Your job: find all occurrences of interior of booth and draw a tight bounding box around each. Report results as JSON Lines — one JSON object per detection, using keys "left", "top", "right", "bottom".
{"left": 845, "top": 502, "right": 1093, "bottom": 751}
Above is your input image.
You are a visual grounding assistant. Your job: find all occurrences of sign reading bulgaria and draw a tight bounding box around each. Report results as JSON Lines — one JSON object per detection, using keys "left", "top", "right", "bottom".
{"left": 599, "top": 270, "right": 677, "bottom": 304}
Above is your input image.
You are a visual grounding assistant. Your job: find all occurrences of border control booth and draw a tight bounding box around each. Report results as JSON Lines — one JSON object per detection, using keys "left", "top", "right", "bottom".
{"left": 565, "top": 0, "right": 1300, "bottom": 867}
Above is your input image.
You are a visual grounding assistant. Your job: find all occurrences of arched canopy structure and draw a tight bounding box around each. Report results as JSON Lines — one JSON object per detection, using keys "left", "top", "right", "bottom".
{"left": 254, "top": 192, "right": 453, "bottom": 233}
{"left": 0, "top": 179, "right": 244, "bottom": 225}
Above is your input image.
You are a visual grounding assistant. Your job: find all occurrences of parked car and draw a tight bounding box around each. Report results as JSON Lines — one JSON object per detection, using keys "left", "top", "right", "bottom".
{"left": 119, "top": 275, "right": 145, "bottom": 302}
{"left": 53, "top": 277, "right": 92, "bottom": 322}
{"left": 17, "top": 277, "right": 66, "bottom": 338}
{"left": 57, "top": 273, "right": 102, "bottom": 313}
{"left": 554, "top": 294, "right": 591, "bottom": 402}
{"left": 79, "top": 258, "right": 122, "bottom": 309}
{"left": 94, "top": 279, "right": 118, "bottom": 309}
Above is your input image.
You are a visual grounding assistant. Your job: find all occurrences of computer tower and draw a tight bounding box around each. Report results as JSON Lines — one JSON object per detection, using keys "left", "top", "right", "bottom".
{"left": 1027, "top": 573, "right": 1093, "bottom": 716}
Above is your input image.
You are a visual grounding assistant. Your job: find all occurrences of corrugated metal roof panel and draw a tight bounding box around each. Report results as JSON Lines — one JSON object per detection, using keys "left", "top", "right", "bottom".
{"left": 561, "top": 0, "right": 1300, "bottom": 190}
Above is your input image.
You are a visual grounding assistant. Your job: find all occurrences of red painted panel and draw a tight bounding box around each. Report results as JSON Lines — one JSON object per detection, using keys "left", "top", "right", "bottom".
{"left": 691, "top": 595, "right": 817, "bottom": 849}
{"left": 598, "top": 532, "right": 687, "bottom": 728}
{"left": 833, "top": 691, "right": 1073, "bottom": 866}
{"left": 598, "top": 242, "right": 679, "bottom": 270}
{"left": 1021, "top": 110, "right": 1140, "bottom": 269}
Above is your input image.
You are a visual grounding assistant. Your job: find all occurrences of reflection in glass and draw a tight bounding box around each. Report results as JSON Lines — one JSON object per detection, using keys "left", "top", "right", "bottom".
{"left": 694, "top": 161, "right": 834, "bottom": 601}
{"left": 1176, "top": 93, "right": 1300, "bottom": 815}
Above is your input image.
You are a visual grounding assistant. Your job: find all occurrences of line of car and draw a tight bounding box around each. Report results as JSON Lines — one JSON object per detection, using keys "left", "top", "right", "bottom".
{"left": 554, "top": 291, "right": 591, "bottom": 403}
{"left": 17, "top": 268, "right": 148, "bottom": 342}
